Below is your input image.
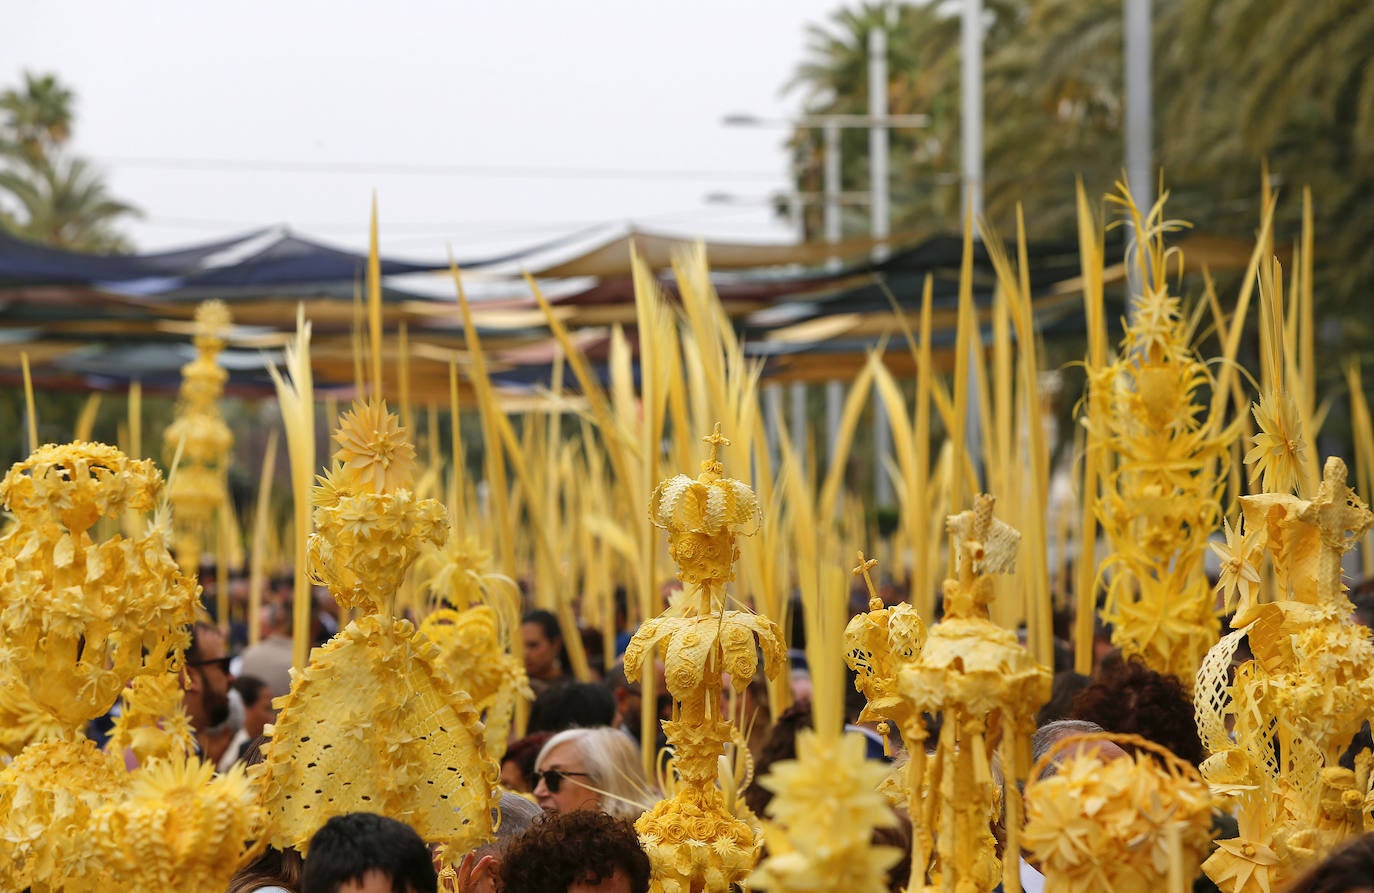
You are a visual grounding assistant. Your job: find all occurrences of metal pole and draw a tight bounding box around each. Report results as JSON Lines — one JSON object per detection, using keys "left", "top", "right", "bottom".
{"left": 823, "top": 121, "right": 842, "bottom": 258}
{"left": 869, "top": 26, "right": 895, "bottom": 509}
{"left": 1124, "top": 0, "right": 1153, "bottom": 305}
{"left": 823, "top": 119, "right": 846, "bottom": 471}
{"left": 961, "top": 0, "right": 985, "bottom": 486}
{"left": 1124, "top": 0, "right": 1152, "bottom": 215}
{"left": 961, "top": 0, "right": 984, "bottom": 220}
{"left": 868, "top": 27, "right": 891, "bottom": 261}
{"left": 787, "top": 190, "right": 805, "bottom": 244}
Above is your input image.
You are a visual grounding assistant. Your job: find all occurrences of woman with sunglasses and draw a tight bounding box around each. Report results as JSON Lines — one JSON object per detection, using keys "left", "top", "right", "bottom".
{"left": 531, "top": 727, "right": 654, "bottom": 820}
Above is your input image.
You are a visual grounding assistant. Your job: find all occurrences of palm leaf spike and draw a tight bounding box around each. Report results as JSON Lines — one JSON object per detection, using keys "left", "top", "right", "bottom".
{"left": 126, "top": 379, "right": 142, "bottom": 459}
{"left": 628, "top": 246, "right": 684, "bottom": 777}
{"left": 978, "top": 210, "right": 1055, "bottom": 665}
{"left": 871, "top": 266, "right": 942, "bottom": 618}
{"left": 351, "top": 278, "right": 365, "bottom": 397}
{"left": 366, "top": 194, "right": 383, "bottom": 399}
{"left": 20, "top": 352, "right": 37, "bottom": 455}
{"left": 397, "top": 321, "right": 412, "bottom": 436}
{"left": 750, "top": 497, "right": 898, "bottom": 893}
{"left": 1073, "top": 179, "right": 1109, "bottom": 673}
{"left": 425, "top": 403, "right": 441, "bottom": 502}
{"left": 447, "top": 360, "right": 467, "bottom": 535}
{"left": 1345, "top": 362, "right": 1374, "bottom": 575}
{"left": 247, "top": 429, "right": 279, "bottom": 648}
{"left": 73, "top": 393, "right": 100, "bottom": 442}
{"left": 451, "top": 258, "right": 515, "bottom": 577}
{"left": 264, "top": 305, "right": 315, "bottom": 673}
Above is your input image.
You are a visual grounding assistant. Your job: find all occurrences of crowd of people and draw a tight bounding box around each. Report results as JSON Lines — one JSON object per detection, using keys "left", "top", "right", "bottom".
{"left": 129, "top": 568, "right": 1374, "bottom": 893}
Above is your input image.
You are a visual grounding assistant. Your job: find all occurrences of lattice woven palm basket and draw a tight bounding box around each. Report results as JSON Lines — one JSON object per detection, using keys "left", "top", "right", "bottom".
{"left": 252, "top": 614, "right": 498, "bottom": 856}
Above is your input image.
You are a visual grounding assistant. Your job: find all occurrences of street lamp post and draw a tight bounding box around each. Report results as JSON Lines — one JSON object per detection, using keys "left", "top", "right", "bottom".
{"left": 724, "top": 100, "right": 928, "bottom": 503}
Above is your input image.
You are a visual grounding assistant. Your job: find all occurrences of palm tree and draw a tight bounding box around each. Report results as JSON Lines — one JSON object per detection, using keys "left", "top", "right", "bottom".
{"left": 0, "top": 155, "right": 139, "bottom": 253}
{"left": 787, "top": 0, "right": 1374, "bottom": 329}
{"left": 0, "top": 72, "right": 75, "bottom": 166}
{"left": 784, "top": 1, "right": 1024, "bottom": 239}
{"left": 0, "top": 72, "right": 139, "bottom": 253}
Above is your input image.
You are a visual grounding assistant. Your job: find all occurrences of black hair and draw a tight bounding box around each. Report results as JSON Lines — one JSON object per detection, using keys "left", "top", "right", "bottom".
{"left": 526, "top": 681, "right": 616, "bottom": 734}
{"left": 232, "top": 674, "right": 268, "bottom": 707}
{"left": 300, "top": 812, "right": 437, "bottom": 893}
{"left": 522, "top": 609, "right": 563, "bottom": 643}
{"left": 522, "top": 608, "right": 574, "bottom": 673}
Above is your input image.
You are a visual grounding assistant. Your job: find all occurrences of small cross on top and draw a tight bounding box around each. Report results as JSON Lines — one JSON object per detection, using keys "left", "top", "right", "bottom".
{"left": 701, "top": 423, "right": 730, "bottom": 475}
{"left": 853, "top": 550, "right": 882, "bottom": 611}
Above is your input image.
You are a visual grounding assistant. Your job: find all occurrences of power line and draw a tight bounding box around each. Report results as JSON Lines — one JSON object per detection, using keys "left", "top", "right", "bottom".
{"left": 140, "top": 203, "right": 773, "bottom": 236}
{"left": 96, "top": 154, "right": 784, "bottom": 183}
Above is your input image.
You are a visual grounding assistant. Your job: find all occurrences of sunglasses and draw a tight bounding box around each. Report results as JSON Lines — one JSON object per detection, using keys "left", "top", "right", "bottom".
{"left": 187, "top": 656, "right": 233, "bottom": 674}
{"left": 531, "top": 768, "right": 592, "bottom": 794}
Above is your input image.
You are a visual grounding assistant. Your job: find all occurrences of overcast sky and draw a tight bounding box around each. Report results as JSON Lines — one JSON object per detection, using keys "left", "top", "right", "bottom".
{"left": 10, "top": 0, "right": 852, "bottom": 258}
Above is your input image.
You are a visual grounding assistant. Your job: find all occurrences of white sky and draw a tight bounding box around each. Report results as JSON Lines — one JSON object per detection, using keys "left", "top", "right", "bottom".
{"left": 10, "top": 0, "right": 850, "bottom": 259}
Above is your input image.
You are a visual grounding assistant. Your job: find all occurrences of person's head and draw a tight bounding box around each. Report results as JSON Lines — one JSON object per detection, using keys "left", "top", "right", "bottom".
{"left": 229, "top": 738, "right": 303, "bottom": 893}
{"left": 498, "top": 811, "right": 651, "bottom": 893}
{"left": 527, "top": 681, "right": 616, "bottom": 735}
{"left": 533, "top": 727, "right": 649, "bottom": 820}
{"left": 1282, "top": 831, "right": 1374, "bottom": 893}
{"left": 233, "top": 674, "right": 276, "bottom": 741}
{"left": 184, "top": 621, "right": 232, "bottom": 732}
{"left": 522, "top": 610, "right": 567, "bottom": 681}
{"left": 1030, "top": 719, "right": 1128, "bottom": 779}
{"left": 456, "top": 793, "right": 544, "bottom": 893}
{"left": 502, "top": 731, "right": 554, "bottom": 793}
{"left": 1070, "top": 655, "right": 1204, "bottom": 766}
{"left": 263, "top": 594, "right": 293, "bottom": 638}
{"left": 1036, "top": 671, "right": 1091, "bottom": 727}
{"left": 301, "top": 812, "right": 437, "bottom": 893}
{"left": 745, "top": 701, "right": 813, "bottom": 817}
{"left": 605, "top": 661, "right": 670, "bottom": 741}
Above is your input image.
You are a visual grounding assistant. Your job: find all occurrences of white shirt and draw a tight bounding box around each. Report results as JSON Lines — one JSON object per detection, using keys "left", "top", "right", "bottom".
{"left": 1019, "top": 858, "right": 1045, "bottom": 893}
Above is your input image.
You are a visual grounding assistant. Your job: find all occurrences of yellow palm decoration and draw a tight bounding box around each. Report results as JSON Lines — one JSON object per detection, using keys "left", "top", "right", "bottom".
{"left": 1089, "top": 187, "right": 1239, "bottom": 686}
{"left": 257, "top": 399, "right": 498, "bottom": 866}
{"left": 625, "top": 425, "right": 785, "bottom": 893}
{"left": 1197, "top": 458, "right": 1374, "bottom": 892}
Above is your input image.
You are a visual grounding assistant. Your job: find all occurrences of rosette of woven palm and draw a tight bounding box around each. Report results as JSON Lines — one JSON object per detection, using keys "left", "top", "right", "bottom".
{"left": 91, "top": 755, "right": 263, "bottom": 893}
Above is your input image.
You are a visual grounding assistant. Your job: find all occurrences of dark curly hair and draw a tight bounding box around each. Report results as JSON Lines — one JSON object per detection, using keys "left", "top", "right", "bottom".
{"left": 1069, "top": 654, "right": 1204, "bottom": 766}
{"left": 498, "top": 811, "right": 650, "bottom": 893}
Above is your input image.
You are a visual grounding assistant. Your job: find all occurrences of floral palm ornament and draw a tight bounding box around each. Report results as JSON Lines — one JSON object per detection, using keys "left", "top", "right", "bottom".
{"left": 1022, "top": 732, "right": 1215, "bottom": 892}
{"left": 0, "top": 440, "right": 261, "bottom": 892}
{"left": 1196, "top": 456, "right": 1374, "bottom": 893}
{"left": 1086, "top": 203, "right": 1239, "bottom": 686}
{"left": 898, "top": 494, "right": 1051, "bottom": 893}
{"left": 256, "top": 399, "right": 499, "bottom": 865}
{"left": 163, "top": 299, "right": 234, "bottom": 572}
{"left": 624, "top": 424, "right": 785, "bottom": 893}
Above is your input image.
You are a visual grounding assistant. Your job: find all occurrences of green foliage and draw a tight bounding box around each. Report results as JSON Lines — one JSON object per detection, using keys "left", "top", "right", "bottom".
{"left": 787, "top": 0, "right": 1374, "bottom": 328}
{"left": 0, "top": 71, "right": 140, "bottom": 252}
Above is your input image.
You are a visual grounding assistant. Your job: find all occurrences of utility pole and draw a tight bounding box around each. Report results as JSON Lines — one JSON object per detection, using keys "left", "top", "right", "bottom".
{"left": 870, "top": 25, "right": 894, "bottom": 509}
{"left": 1124, "top": 0, "right": 1153, "bottom": 306}
{"left": 960, "top": 0, "right": 985, "bottom": 486}
{"left": 961, "top": 0, "right": 984, "bottom": 221}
